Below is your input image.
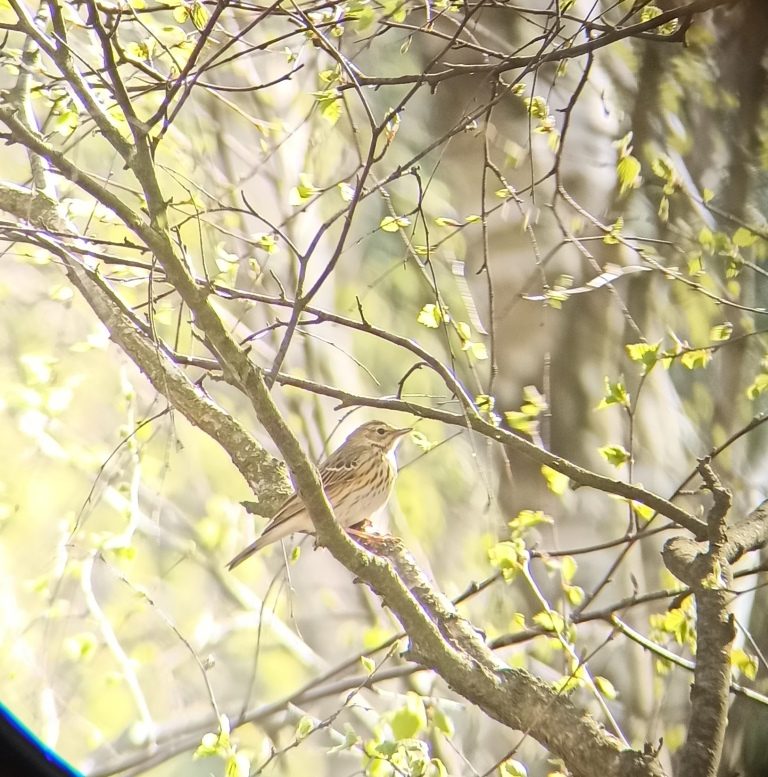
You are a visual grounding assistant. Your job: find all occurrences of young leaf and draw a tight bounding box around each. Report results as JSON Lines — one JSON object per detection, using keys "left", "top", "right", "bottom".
{"left": 417, "top": 303, "right": 443, "bottom": 328}
{"left": 710, "top": 322, "right": 733, "bottom": 342}
{"left": 295, "top": 715, "right": 315, "bottom": 740}
{"left": 617, "top": 155, "right": 641, "bottom": 194}
{"left": 501, "top": 759, "right": 528, "bottom": 777}
{"left": 625, "top": 341, "right": 660, "bottom": 372}
{"left": 596, "top": 378, "right": 630, "bottom": 410}
{"left": 733, "top": 227, "right": 757, "bottom": 248}
{"left": 488, "top": 539, "right": 529, "bottom": 581}
{"left": 595, "top": 676, "right": 618, "bottom": 700}
{"left": 532, "top": 610, "right": 565, "bottom": 634}
{"left": 680, "top": 349, "right": 711, "bottom": 370}
{"left": 380, "top": 215, "right": 410, "bottom": 232}
{"left": 599, "top": 444, "right": 631, "bottom": 467}
{"left": 541, "top": 465, "right": 569, "bottom": 495}
{"left": 390, "top": 693, "right": 427, "bottom": 740}
{"left": 603, "top": 216, "right": 624, "bottom": 244}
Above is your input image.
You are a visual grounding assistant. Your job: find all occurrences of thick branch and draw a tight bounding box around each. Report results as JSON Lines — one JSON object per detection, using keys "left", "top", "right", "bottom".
{"left": 662, "top": 482, "right": 742, "bottom": 777}
{"left": 0, "top": 183, "right": 289, "bottom": 510}
{"left": 63, "top": 259, "right": 289, "bottom": 504}
{"left": 236, "top": 375, "right": 667, "bottom": 777}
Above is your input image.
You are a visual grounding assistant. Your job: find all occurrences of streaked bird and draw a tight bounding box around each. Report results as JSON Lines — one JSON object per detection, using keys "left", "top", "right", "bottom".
{"left": 227, "top": 420, "right": 410, "bottom": 569}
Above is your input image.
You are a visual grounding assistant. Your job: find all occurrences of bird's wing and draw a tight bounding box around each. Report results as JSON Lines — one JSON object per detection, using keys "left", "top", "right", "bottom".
{"left": 260, "top": 492, "right": 304, "bottom": 532}
{"left": 316, "top": 446, "right": 363, "bottom": 494}
{"left": 258, "top": 446, "right": 362, "bottom": 531}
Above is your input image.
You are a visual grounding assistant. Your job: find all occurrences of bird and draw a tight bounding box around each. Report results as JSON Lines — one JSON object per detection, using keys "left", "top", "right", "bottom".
{"left": 227, "top": 420, "right": 411, "bottom": 569}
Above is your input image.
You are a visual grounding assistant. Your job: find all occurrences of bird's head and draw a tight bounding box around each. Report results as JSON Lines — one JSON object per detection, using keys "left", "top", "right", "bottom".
{"left": 351, "top": 420, "right": 411, "bottom": 451}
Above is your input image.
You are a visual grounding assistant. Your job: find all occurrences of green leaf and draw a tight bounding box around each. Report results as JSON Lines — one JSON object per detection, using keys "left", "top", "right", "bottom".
{"left": 698, "top": 227, "right": 714, "bottom": 252}
{"left": 508, "top": 510, "right": 552, "bottom": 536}
{"left": 455, "top": 321, "right": 471, "bottom": 342}
{"left": 603, "top": 216, "right": 624, "bottom": 244}
{"left": 651, "top": 154, "right": 675, "bottom": 180}
{"left": 500, "top": 759, "right": 528, "bottom": 777}
{"left": 174, "top": 1, "right": 209, "bottom": 29}
{"left": 617, "top": 155, "right": 641, "bottom": 194}
{"left": 595, "top": 676, "right": 618, "bottom": 700}
{"left": 328, "top": 724, "right": 360, "bottom": 753}
{"left": 313, "top": 89, "right": 343, "bottom": 125}
{"left": 382, "top": 0, "right": 407, "bottom": 23}
{"left": 650, "top": 608, "right": 691, "bottom": 646}
{"left": 596, "top": 378, "right": 630, "bottom": 410}
{"left": 613, "top": 131, "right": 634, "bottom": 158}
{"left": 225, "top": 753, "right": 251, "bottom": 777}
{"left": 733, "top": 227, "right": 758, "bottom": 248}
{"left": 173, "top": 3, "right": 190, "bottom": 22}
{"left": 504, "top": 410, "right": 537, "bottom": 437}
{"left": 524, "top": 96, "right": 548, "bottom": 119}
{"left": 255, "top": 233, "right": 277, "bottom": 254}
{"left": 194, "top": 731, "right": 221, "bottom": 758}
{"left": 469, "top": 341, "right": 488, "bottom": 360}
{"left": 599, "top": 444, "right": 630, "bottom": 467}
{"left": 53, "top": 108, "right": 79, "bottom": 136}
{"left": 288, "top": 174, "right": 318, "bottom": 205}
{"left": 410, "top": 430, "right": 436, "bottom": 452}
{"left": 640, "top": 4, "right": 662, "bottom": 21}
{"left": 658, "top": 195, "right": 669, "bottom": 223}
{"left": 521, "top": 385, "right": 547, "bottom": 415}
{"left": 434, "top": 216, "right": 462, "bottom": 227}
{"left": 731, "top": 648, "right": 758, "bottom": 681}
{"left": 431, "top": 706, "right": 454, "bottom": 737}
{"left": 390, "top": 693, "right": 427, "bottom": 740}
{"left": 374, "top": 740, "right": 398, "bottom": 757}
{"left": 625, "top": 341, "right": 660, "bottom": 372}
{"left": 555, "top": 673, "right": 584, "bottom": 694}
{"left": 430, "top": 757, "right": 448, "bottom": 777}
{"left": 709, "top": 322, "right": 733, "bottom": 342}
{"left": 194, "top": 717, "right": 231, "bottom": 759}
{"left": 565, "top": 585, "right": 584, "bottom": 605}
{"left": 541, "top": 465, "right": 569, "bottom": 495}
{"left": 318, "top": 68, "right": 340, "bottom": 84}
{"left": 532, "top": 610, "right": 565, "bottom": 634}
{"left": 417, "top": 303, "right": 444, "bottom": 328}
{"left": 680, "top": 348, "right": 711, "bottom": 370}
{"left": 561, "top": 555, "right": 577, "bottom": 583}
{"left": 629, "top": 500, "right": 655, "bottom": 522}
{"left": 747, "top": 373, "right": 768, "bottom": 399}
{"left": 361, "top": 655, "right": 376, "bottom": 673}
{"left": 380, "top": 215, "right": 410, "bottom": 232}
{"left": 475, "top": 394, "right": 495, "bottom": 413}
{"left": 295, "top": 715, "right": 315, "bottom": 740}
{"left": 488, "top": 539, "right": 529, "bottom": 581}
{"left": 353, "top": 6, "right": 375, "bottom": 30}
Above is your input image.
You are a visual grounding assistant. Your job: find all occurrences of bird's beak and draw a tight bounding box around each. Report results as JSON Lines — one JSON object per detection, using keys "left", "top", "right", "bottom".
{"left": 391, "top": 427, "right": 411, "bottom": 445}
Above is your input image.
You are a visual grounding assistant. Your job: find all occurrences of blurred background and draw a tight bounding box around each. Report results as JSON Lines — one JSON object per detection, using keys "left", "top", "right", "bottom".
{"left": 1, "top": 0, "right": 767, "bottom": 775}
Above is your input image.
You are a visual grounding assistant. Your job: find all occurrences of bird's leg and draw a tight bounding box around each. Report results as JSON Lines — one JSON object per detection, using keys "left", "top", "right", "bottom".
{"left": 348, "top": 521, "right": 401, "bottom": 553}
{"left": 349, "top": 517, "right": 376, "bottom": 534}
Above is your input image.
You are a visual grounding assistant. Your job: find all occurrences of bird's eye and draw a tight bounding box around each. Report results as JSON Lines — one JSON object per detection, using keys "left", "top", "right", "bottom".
{"left": 376, "top": 427, "right": 386, "bottom": 435}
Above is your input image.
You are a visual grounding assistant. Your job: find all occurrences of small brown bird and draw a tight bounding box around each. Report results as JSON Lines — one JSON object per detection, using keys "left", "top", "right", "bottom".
{"left": 227, "top": 420, "right": 410, "bottom": 569}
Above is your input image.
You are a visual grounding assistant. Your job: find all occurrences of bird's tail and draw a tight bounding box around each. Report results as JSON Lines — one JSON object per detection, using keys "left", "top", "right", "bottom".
{"left": 227, "top": 536, "right": 272, "bottom": 572}
{"left": 226, "top": 533, "right": 275, "bottom": 570}
{"left": 226, "top": 513, "right": 301, "bottom": 570}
